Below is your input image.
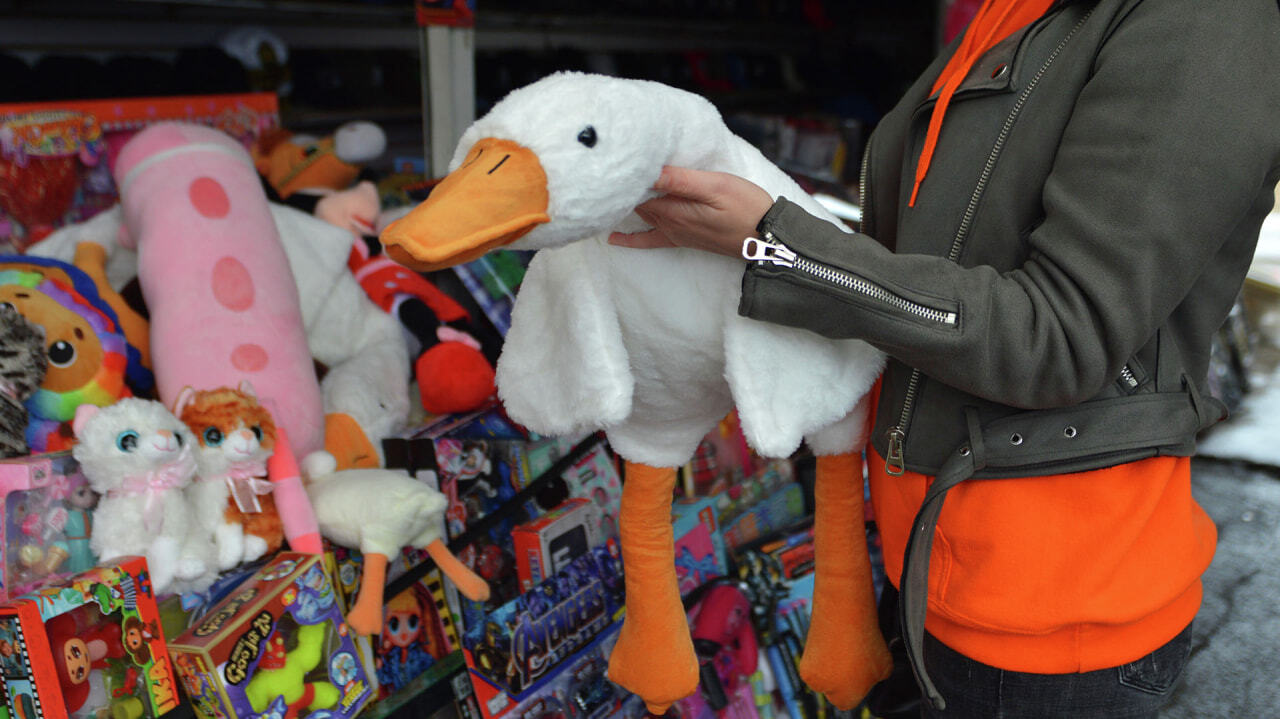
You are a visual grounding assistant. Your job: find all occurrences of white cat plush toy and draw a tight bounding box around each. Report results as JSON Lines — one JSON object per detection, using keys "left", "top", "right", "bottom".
{"left": 72, "top": 398, "right": 215, "bottom": 594}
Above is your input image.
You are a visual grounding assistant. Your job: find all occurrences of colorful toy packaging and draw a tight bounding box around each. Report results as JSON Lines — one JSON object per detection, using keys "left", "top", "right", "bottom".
{"left": 0, "top": 556, "right": 181, "bottom": 719}
{"left": 511, "top": 499, "right": 600, "bottom": 594}
{"left": 460, "top": 542, "right": 627, "bottom": 719}
{"left": 324, "top": 544, "right": 462, "bottom": 701}
{"left": 0, "top": 451, "right": 98, "bottom": 601}
{"left": 0, "top": 94, "right": 280, "bottom": 253}
{"left": 168, "top": 552, "right": 374, "bottom": 719}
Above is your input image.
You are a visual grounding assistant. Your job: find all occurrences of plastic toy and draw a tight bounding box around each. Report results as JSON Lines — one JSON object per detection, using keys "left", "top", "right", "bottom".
{"left": 0, "top": 452, "right": 100, "bottom": 600}
{"left": 380, "top": 72, "right": 888, "bottom": 710}
{"left": 71, "top": 398, "right": 212, "bottom": 595}
{"left": 301, "top": 450, "right": 488, "bottom": 636}
{"left": 243, "top": 622, "right": 338, "bottom": 715}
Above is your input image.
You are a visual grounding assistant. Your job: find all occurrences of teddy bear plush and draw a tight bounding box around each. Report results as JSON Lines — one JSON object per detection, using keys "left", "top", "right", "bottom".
{"left": 0, "top": 304, "right": 47, "bottom": 458}
{"left": 72, "top": 398, "right": 215, "bottom": 595}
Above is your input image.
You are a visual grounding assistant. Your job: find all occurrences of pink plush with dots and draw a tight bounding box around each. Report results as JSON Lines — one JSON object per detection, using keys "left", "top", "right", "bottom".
{"left": 114, "top": 123, "right": 325, "bottom": 457}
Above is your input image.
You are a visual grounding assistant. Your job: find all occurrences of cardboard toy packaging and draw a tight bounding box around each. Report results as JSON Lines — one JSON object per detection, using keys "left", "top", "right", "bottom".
{"left": 324, "top": 544, "right": 462, "bottom": 701}
{"left": 0, "top": 452, "right": 98, "bottom": 601}
{"left": 459, "top": 542, "right": 627, "bottom": 719}
{"left": 168, "top": 553, "right": 374, "bottom": 719}
{"left": 511, "top": 498, "right": 601, "bottom": 593}
{"left": 0, "top": 94, "right": 279, "bottom": 252}
{"left": 0, "top": 555, "right": 181, "bottom": 719}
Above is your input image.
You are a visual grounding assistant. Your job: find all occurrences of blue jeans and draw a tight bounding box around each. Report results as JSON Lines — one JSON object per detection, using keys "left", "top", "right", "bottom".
{"left": 920, "top": 623, "right": 1193, "bottom": 719}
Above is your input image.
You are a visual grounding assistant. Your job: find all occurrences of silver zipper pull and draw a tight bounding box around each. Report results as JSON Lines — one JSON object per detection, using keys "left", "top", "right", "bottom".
{"left": 885, "top": 428, "right": 906, "bottom": 476}
{"left": 742, "top": 236, "right": 796, "bottom": 267}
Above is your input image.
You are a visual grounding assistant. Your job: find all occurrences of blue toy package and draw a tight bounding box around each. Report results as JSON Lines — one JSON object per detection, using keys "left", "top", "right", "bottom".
{"left": 460, "top": 542, "right": 627, "bottom": 719}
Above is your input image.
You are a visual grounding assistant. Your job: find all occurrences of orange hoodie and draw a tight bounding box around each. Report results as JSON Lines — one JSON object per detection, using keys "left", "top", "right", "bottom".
{"left": 866, "top": 387, "right": 1217, "bottom": 673}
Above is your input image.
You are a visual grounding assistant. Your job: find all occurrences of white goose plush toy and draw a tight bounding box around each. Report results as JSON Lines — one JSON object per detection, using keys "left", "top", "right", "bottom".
{"left": 382, "top": 72, "right": 890, "bottom": 713}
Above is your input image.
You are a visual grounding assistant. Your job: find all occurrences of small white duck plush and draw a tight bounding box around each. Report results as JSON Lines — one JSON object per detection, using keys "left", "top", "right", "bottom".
{"left": 72, "top": 398, "right": 216, "bottom": 595}
{"left": 301, "top": 450, "right": 489, "bottom": 636}
{"left": 382, "top": 72, "right": 889, "bottom": 712}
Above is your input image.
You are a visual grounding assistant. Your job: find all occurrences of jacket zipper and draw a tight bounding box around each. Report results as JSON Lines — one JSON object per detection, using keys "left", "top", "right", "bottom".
{"left": 884, "top": 8, "right": 1095, "bottom": 476}
{"left": 744, "top": 235, "right": 959, "bottom": 326}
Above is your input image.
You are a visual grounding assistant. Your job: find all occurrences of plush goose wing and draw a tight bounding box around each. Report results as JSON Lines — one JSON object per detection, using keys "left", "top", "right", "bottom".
{"left": 495, "top": 239, "right": 634, "bottom": 436}
{"left": 723, "top": 290, "right": 884, "bottom": 459}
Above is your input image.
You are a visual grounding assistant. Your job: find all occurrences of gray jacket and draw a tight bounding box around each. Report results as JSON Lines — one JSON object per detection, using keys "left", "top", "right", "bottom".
{"left": 738, "top": 0, "right": 1280, "bottom": 708}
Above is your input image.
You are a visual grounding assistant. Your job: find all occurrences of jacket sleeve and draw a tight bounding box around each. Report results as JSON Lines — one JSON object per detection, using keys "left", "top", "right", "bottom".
{"left": 740, "top": 0, "right": 1280, "bottom": 409}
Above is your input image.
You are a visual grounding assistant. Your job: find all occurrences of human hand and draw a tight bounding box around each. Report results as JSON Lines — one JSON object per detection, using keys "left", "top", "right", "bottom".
{"left": 608, "top": 166, "right": 774, "bottom": 258}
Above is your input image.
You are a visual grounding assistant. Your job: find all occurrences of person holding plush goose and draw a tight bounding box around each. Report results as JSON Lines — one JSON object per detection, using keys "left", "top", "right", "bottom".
{"left": 380, "top": 72, "right": 889, "bottom": 713}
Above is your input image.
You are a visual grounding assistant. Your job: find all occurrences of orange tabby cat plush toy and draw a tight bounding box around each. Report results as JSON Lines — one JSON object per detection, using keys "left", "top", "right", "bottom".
{"left": 176, "top": 382, "right": 285, "bottom": 571}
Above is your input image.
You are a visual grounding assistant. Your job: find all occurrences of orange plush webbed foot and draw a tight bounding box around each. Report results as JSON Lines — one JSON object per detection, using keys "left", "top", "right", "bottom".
{"left": 799, "top": 452, "right": 892, "bottom": 709}
{"left": 346, "top": 552, "right": 388, "bottom": 635}
{"left": 605, "top": 463, "right": 699, "bottom": 714}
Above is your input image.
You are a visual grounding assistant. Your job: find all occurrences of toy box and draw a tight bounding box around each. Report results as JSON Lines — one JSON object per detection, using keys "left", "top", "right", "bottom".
{"left": 0, "top": 93, "right": 279, "bottom": 252}
{"left": 325, "top": 544, "right": 462, "bottom": 701}
{"left": 671, "top": 496, "right": 729, "bottom": 597}
{"left": 460, "top": 542, "right": 626, "bottom": 719}
{"left": 546, "top": 442, "right": 620, "bottom": 543}
{"left": 0, "top": 451, "right": 98, "bottom": 601}
{"left": 0, "top": 556, "right": 181, "bottom": 719}
{"left": 511, "top": 498, "right": 601, "bottom": 593}
{"left": 168, "top": 553, "right": 374, "bottom": 719}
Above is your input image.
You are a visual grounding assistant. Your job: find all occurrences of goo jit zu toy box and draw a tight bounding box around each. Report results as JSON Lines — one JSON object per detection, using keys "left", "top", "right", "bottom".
{"left": 168, "top": 553, "right": 374, "bottom": 719}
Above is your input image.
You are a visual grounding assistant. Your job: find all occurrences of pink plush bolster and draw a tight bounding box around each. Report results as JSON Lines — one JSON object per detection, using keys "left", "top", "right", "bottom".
{"left": 265, "top": 427, "right": 322, "bottom": 555}
{"left": 113, "top": 123, "right": 325, "bottom": 456}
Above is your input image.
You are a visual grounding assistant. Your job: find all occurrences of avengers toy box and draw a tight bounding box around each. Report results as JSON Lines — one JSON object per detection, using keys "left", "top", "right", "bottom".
{"left": 0, "top": 452, "right": 98, "bottom": 601}
{"left": 168, "top": 553, "right": 374, "bottom": 719}
{"left": 460, "top": 542, "right": 626, "bottom": 719}
{"left": 511, "top": 498, "right": 601, "bottom": 593}
{"left": 0, "top": 556, "right": 181, "bottom": 719}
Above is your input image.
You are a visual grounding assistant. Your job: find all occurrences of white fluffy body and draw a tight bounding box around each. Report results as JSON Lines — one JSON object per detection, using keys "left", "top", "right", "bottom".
{"left": 302, "top": 451, "right": 447, "bottom": 558}
{"left": 454, "top": 73, "right": 885, "bottom": 466}
{"left": 72, "top": 399, "right": 215, "bottom": 594}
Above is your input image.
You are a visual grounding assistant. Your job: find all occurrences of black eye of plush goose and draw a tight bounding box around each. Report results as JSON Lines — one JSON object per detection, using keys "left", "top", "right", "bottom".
{"left": 577, "top": 126, "right": 597, "bottom": 148}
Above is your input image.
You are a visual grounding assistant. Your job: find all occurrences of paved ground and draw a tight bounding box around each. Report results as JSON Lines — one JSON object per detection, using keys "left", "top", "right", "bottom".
{"left": 1162, "top": 457, "right": 1280, "bottom": 718}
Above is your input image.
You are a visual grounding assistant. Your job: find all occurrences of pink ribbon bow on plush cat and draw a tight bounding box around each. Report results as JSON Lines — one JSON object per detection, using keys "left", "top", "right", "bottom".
{"left": 111, "top": 446, "right": 197, "bottom": 533}
{"left": 224, "top": 460, "right": 272, "bottom": 513}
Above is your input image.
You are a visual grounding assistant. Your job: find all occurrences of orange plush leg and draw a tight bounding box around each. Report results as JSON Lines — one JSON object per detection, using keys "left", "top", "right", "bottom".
{"left": 426, "top": 539, "right": 491, "bottom": 602}
{"left": 346, "top": 552, "right": 388, "bottom": 636}
{"left": 606, "top": 463, "right": 698, "bottom": 714}
{"left": 798, "top": 452, "right": 892, "bottom": 709}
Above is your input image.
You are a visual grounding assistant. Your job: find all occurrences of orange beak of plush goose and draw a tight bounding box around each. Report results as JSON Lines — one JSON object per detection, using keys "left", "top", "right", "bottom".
{"left": 380, "top": 138, "right": 551, "bottom": 272}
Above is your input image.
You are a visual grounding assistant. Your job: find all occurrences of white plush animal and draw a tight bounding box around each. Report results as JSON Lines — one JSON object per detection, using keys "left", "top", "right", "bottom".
{"left": 72, "top": 399, "right": 215, "bottom": 595}
{"left": 381, "top": 72, "right": 889, "bottom": 712}
{"left": 301, "top": 451, "right": 488, "bottom": 635}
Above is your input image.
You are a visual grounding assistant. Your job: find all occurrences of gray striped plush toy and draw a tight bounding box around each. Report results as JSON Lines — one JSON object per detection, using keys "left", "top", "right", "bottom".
{"left": 0, "top": 304, "right": 47, "bottom": 458}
